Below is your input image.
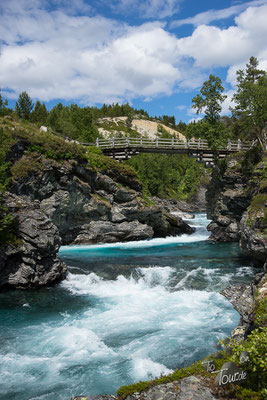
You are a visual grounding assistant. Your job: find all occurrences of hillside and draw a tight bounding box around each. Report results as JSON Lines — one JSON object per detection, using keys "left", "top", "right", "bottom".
{"left": 0, "top": 116, "right": 194, "bottom": 289}
{"left": 96, "top": 116, "right": 186, "bottom": 140}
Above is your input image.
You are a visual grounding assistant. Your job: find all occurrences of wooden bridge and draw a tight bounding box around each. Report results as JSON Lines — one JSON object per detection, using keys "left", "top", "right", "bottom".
{"left": 94, "top": 137, "right": 253, "bottom": 165}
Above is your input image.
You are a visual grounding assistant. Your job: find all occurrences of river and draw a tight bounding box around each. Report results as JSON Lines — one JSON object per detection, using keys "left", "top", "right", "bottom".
{"left": 0, "top": 214, "right": 260, "bottom": 400}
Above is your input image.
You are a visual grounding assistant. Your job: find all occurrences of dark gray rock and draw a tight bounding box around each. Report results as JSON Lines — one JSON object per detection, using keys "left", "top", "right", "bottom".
{"left": 11, "top": 156, "right": 194, "bottom": 245}
{"left": 206, "top": 160, "right": 252, "bottom": 242}
{"left": 114, "top": 187, "right": 137, "bottom": 203}
{"left": 0, "top": 193, "right": 66, "bottom": 290}
{"left": 73, "top": 220, "right": 154, "bottom": 244}
{"left": 221, "top": 284, "right": 254, "bottom": 327}
{"left": 240, "top": 211, "right": 267, "bottom": 262}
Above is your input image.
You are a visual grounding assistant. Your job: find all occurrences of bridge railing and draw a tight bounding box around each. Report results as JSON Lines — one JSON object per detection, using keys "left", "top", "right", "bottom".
{"left": 95, "top": 137, "right": 253, "bottom": 151}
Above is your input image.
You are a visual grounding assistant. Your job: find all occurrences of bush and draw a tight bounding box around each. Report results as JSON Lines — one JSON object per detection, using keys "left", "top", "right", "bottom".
{"left": 230, "top": 328, "right": 267, "bottom": 391}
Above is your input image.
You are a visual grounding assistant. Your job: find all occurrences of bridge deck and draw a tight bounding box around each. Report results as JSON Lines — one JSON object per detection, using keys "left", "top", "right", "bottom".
{"left": 94, "top": 137, "right": 253, "bottom": 164}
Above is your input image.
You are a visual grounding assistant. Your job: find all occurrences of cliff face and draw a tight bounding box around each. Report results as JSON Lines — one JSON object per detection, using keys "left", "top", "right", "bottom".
{"left": 0, "top": 193, "right": 67, "bottom": 289}
{"left": 0, "top": 122, "right": 194, "bottom": 289}
{"left": 11, "top": 155, "right": 193, "bottom": 245}
{"left": 207, "top": 152, "right": 267, "bottom": 261}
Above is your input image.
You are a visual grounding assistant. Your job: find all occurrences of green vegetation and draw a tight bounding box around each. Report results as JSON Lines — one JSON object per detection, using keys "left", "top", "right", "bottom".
{"left": 0, "top": 89, "right": 10, "bottom": 117}
{"left": 117, "top": 361, "right": 204, "bottom": 399}
{"left": 126, "top": 153, "right": 205, "bottom": 200}
{"left": 15, "top": 91, "right": 34, "bottom": 120}
{"left": 231, "top": 57, "right": 267, "bottom": 150}
{"left": 11, "top": 155, "right": 44, "bottom": 179}
{"left": 0, "top": 128, "right": 16, "bottom": 244}
{"left": 186, "top": 74, "right": 230, "bottom": 148}
{"left": 0, "top": 117, "right": 140, "bottom": 194}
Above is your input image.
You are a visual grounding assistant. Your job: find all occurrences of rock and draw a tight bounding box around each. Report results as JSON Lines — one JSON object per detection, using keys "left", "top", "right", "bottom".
{"left": 125, "top": 376, "right": 216, "bottom": 400}
{"left": 240, "top": 211, "right": 267, "bottom": 262}
{"left": 171, "top": 211, "right": 195, "bottom": 220}
{"left": 11, "top": 155, "right": 194, "bottom": 246}
{"left": 71, "top": 397, "right": 114, "bottom": 400}
{"left": 221, "top": 284, "right": 254, "bottom": 326}
{"left": 206, "top": 158, "right": 252, "bottom": 242}
{"left": 0, "top": 193, "right": 66, "bottom": 290}
{"left": 114, "top": 187, "right": 137, "bottom": 203}
{"left": 40, "top": 126, "right": 48, "bottom": 132}
{"left": 73, "top": 220, "right": 154, "bottom": 244}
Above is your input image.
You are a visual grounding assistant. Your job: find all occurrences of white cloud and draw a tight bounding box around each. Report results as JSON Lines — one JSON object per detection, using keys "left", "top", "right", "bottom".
{"left": 0, "top": 7, "right": 182, "bottom": 103}
{"left": 177, "top": 4, "right": 267, "bottom": 68}
{"left": 171, "top": 0, "right": 267, "bottom": 27}
{"left": 0, "top": 1, "right": 267, "bottom": 105}
{"left": 177, "top": 105, "right": 186, "bottom": 110}
{"left": 188, "top": 117, "right": 202, "bottom": 123}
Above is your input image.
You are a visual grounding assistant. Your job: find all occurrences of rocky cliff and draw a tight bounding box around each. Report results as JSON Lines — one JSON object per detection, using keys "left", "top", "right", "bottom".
{"left": 206, "top": 151, "right": 267, "bottom": 262}
{"left": 0, "top": 193, "right": 67, "bottom": 289}
{"left": 0, "top": 120, "right": 194, "bottom": 289}
{"left": 11, "top": 154, "right": 193, "bottom": 245}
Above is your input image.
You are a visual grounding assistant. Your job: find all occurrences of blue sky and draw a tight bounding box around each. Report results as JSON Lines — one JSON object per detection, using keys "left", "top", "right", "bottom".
{"left": 0, "top": 0, "right": 267, "bottom": 123}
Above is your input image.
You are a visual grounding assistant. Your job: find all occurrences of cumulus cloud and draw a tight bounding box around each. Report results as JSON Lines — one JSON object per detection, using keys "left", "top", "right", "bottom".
{"left": 0, "top": 7, "right": 182, "bottom": 103}
{"left": 0, "top": 1, "right": 267, "bottom": 105}
{"left": 177, "top": 4, "right": 267, "bottom": 68}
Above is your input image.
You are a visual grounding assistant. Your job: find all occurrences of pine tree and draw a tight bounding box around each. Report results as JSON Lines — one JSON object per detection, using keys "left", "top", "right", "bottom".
{"left": 0, "top": 88, "right": 8, "bottom": 116}
{"left": 15, "top": 91, "right": 34, "bottom": 120}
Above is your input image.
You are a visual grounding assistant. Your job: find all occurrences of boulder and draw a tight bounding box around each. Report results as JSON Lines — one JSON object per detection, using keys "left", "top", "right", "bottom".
{"left": 0, "top": 193, "right": 66, "bottom": 289}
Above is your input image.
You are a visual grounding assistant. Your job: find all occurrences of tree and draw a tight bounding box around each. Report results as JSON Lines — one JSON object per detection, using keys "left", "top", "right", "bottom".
{"left": 231, "top": 56, "right": 267, "bottom": 149}
{"left": 190, "top": 74, "right": 228, "bottom": 147}
{"left": 192, "top": 74, "right": 227, "bottom": 123}
{"left": 0, "top": 88, "right": 8, "bottom": 116}
{"left": 15, "top": 91, "right": 34, "bottom": 120}
{"left": 31, "top": 100, "right": 48, "bottom": 125}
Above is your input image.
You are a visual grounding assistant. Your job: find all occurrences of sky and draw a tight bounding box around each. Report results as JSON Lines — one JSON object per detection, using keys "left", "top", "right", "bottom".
{"left": 0, "top": 0, "right": 267, "bottom": 123}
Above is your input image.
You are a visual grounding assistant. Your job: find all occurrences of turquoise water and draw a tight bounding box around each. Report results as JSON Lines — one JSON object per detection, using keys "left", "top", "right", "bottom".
{"left": 0, "top": 214, "right": 260, "bottom": 400}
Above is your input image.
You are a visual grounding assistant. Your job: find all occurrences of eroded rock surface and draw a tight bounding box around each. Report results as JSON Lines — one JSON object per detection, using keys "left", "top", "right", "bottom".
{"left": 206, "top": 158, "right": 252, "bottom": 242}
{"left": 0, "top": 193, "right": 66, "bottom": 289}
{"left": 12, "top": 157, "right": 194, "bottom": 244}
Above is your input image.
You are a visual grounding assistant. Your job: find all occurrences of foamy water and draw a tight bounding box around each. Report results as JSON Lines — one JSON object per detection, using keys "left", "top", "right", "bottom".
{"left": 0, "top": 214, "right": 259, "bottom": 400}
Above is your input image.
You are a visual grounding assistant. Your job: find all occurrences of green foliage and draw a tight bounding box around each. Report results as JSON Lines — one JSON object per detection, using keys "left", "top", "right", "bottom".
{"left": 11, "top": 155, "right": 43, "bottom": 179}
{"left": 229, "top": 328, "right": 267, "bottom": 391}
{"left": 0, "top": 127, "right": 16, "bottom": 244}
{"left": 15, "top": 91, "right": 34, "bottom": 120}
{"left": 240, "top": 145, "right": 264, "bottom": 177}
{"left": 47, "top": 103, "right": 99, "bottom": 143}
{"left": 246, "top": 193, "right": 267, "bottom": 229}
{"left": 156, "top": 115, "right": 176, "bottom": 127}
{"left": 0, "top": 88, "right": 9, "bottom": 117}
{"left": 157, "top": 124, "right": 173, "bottom": 138}
{"left": 117, "top": 361, "right": 203, "bottom": 399}
{"left": 126, "top": 153, "right": 204, "bottom": 200}
{"left": 31, "top": 100, "right": 48, "bottom": 125}
{"left": 192, "top": 74, "right": 227, "bottom": 124}
{"left": 190, "top": 74, "right": 229, "bottom": 148}
{"left": 186, "top": 120, "right": 230, "bottom": 148}
{"left": 255, "top": 297, "right": 267, "bottom": 327}
{"left": 231, "top": 56, "right": 267, "bottom": 149}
